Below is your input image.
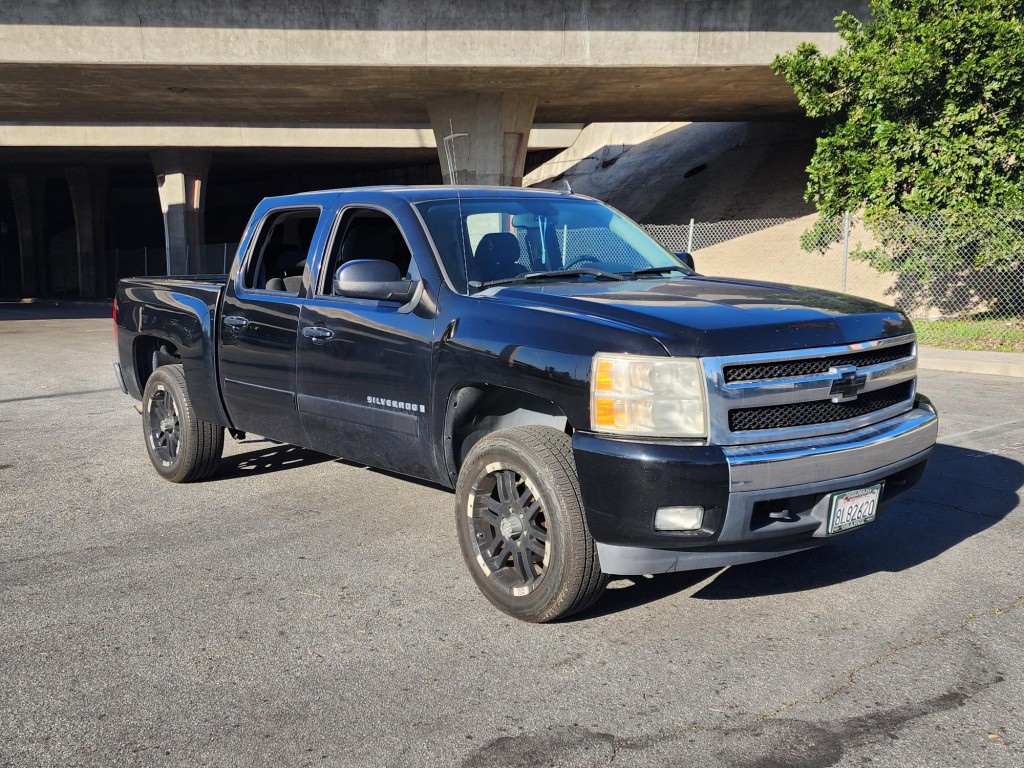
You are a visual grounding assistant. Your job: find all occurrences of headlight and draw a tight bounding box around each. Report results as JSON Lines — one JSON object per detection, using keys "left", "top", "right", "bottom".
{"left": 590, "top": 353, "right": 707, "bottom": 437}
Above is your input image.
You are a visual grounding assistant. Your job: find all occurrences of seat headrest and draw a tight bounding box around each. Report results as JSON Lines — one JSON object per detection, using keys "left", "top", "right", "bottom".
{"left": 341, "top": 224, "right": 397, "bottom": 264}
{"left": 268, "top": 248, "right": 306, "bottom": 276}
{"left": 475, "top": 232, "right": 520, "bottom": 266}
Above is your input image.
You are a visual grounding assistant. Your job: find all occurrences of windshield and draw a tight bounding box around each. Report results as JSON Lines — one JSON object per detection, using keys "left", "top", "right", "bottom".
{"left": 413, "top": 196, "right": 689, "bottom": 294}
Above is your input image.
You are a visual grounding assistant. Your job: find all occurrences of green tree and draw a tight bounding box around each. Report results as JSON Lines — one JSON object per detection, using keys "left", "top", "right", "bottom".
{"left": 773, "top": 0, "right": 1024, "bottom": 215}
{"left": 772, "top": 0, "right": 1024, "bottom": 314}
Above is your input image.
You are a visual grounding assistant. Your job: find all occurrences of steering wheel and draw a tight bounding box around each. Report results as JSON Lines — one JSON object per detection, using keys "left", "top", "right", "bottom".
{"left": 563, "top": 255, "right": 600, "bottom": 269}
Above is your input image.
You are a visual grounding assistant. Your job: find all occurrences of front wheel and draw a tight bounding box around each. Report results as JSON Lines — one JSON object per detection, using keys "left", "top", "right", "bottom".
{"left": 142, "top": 364, "right": 224, "bottom": 483}
{"left": 455, "top": 426, "right": 606, "bottom": 622}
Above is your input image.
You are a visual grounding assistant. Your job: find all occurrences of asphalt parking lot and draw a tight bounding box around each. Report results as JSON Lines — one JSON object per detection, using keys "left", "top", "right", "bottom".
{"left": 1, "top": 303, "right": 1022, "bottom": 768}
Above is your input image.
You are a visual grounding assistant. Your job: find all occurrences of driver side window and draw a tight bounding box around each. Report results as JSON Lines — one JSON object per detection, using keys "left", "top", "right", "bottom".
{"left": 318, "top": 208, "right": 413, "bottom": 295}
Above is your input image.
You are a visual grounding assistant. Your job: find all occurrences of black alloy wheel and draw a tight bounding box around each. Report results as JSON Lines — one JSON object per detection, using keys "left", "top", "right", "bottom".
{"left": 455, "top": 426, "right": 606, "bottom": 622}
{"left": 467, "top": 461, "right": 550, "bottom": 597}
{"left": 142, "top": 365, "right": 224, "bottom": 483}
{"left": 146, "top": 381, "right": 181, "bottom": 467}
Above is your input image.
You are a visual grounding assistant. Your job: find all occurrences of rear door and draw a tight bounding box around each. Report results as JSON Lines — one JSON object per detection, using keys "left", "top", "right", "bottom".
{"left": 295, "top": 197, "right": 439, "bottom": 479}
{"left": 218, "top": 198, "right": 328, "bottom": 445}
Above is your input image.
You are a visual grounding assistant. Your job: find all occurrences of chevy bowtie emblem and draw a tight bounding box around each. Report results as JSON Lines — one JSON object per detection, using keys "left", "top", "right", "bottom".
{"left": 829, "top": 367, "right": 867, "bottom": 402}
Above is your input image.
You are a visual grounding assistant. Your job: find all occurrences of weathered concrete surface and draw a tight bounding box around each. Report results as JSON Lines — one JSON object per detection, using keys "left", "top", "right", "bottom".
{"left": 152, "top": 151, "right": 209, "bottom": 275}
{"left": 428, "top": 93, "right": 537, "bottom": 185}
{"left": 0, "top": 1, "right": 869, "bottom": 126}
{"left": 918, "top": 347, "right": 1024, "bottom": 379}
{"left": 530, "top": 121, "right": 818, "bottom": 220}
{"left": 0, "top": 304, "right": 1021, "bottom": 768}
{"left": 1, "top": 1, "right": 864, "bottom": 66}
{"left": 0, "top": 124, "right": 583, "bottom": 150}
{"left": 65, "top": 165, "right": 109, "bottom": 298}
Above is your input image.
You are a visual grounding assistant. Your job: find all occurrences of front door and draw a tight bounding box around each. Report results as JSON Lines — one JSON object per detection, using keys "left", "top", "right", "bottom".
{"left": 295, "top": 203, "right": 437, "bottom": 479}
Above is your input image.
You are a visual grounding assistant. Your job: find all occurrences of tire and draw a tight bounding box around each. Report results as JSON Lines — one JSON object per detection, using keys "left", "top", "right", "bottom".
{"left": 455, "top": 426, "right": 606, "bottom": 622}
{"left": 142, "top": 364, "right": 224, "bottom": 483}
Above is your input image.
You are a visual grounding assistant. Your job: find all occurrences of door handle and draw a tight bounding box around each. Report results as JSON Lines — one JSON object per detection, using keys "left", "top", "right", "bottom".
{"left": 302, "top": 326, "right": 335, "bottom": 340}
{"left": 223, "top": 315, "right": 248, "bottom": 329}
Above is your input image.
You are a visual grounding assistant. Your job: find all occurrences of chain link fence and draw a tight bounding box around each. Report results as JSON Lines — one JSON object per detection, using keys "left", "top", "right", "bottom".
{"left": 645, "top": 219, "right": 798, "bottom": 254}
{"left": 642, "top": 211, "right": 1024, "bottom": 351}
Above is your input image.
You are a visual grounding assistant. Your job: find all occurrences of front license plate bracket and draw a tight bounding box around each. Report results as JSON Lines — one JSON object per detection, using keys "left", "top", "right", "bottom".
{"left": 827, "top": 482, "right": 883, "bottom": 535}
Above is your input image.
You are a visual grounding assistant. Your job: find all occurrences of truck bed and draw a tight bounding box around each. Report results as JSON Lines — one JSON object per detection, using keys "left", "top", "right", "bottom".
{"left": 115, "top": 275, "right": 230, "bottom": 426}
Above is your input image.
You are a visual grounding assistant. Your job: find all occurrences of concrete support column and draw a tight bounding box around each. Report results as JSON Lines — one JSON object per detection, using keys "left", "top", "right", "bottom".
{"left": 7, "top": 176, "right": 47, "bottom": 298}
{"left": 65, "top": 166, "right": 108, "bottom": 298}
{"left": 152, "top": 150, "right": 209, "bottom": 275}
{"left": 427, "top": 93, "right": 538, "bottom": 186}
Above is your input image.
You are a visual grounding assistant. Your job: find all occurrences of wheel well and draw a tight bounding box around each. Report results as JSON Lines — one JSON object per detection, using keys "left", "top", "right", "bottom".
{"left": 133, "top": 336, "right": 181, "bottom": 391}
{"left": 444, "top": 385, "right": 570, "bottom": 481}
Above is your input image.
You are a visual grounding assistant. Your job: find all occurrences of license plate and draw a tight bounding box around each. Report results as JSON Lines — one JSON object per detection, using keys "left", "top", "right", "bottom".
{"left": 828, "top": 483, "right": 883, "bottom": 534}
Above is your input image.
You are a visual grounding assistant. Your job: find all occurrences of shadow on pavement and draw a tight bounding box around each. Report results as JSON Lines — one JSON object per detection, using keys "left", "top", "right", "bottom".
{"left": 0, "top": 302, "right": 111, "bottom": 321}
{"left": 214, "top": 441, "right": 335, "bottom": 480}
{"left": 568, "top": 570, "right": 722, "bottom": 621}
{"left": 574, "top": 442, "right": 1022, "bottom": 616}
{"left": 212, "top": 440, "right": 451, "bottom": 492}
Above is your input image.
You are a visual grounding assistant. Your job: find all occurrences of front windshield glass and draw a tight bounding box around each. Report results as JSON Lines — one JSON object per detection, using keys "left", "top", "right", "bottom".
{"left": 413, "top": 196, "right": 689, "bottom": 294}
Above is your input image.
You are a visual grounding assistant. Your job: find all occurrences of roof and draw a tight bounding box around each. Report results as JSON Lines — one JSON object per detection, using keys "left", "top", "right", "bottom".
{"left": 272, "top": 185, "right": 579, "bottom": 205}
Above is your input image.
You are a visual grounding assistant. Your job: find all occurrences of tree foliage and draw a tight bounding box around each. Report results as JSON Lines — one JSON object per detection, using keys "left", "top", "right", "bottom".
{"left": 773, "top": 0, "right": 1024, "bottom": 216}
{"left": 772, "top": 1, "right": 1024, "bottom": 313}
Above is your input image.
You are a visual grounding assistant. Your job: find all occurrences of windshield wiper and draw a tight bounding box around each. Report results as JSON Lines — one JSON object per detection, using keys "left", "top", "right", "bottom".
{"left": 478, "top": 268, "right": 629, "bottom": 288}
{"left": 625, "top": 265, "right": 691, "bottom": 277}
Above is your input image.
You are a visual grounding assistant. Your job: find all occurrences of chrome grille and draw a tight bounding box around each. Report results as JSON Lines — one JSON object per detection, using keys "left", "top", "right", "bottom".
{"left": 701, "top": 335, "right": 918, "bottom": 446}
{"left": 723, "top": 342, "right": 915, "bottom": 383}
{"left": 728, "top": 381, "right": 914, "bottom": 432}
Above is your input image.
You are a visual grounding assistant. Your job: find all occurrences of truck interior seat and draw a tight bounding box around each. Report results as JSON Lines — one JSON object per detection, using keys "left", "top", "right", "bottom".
{"left": 338, "top": 221, "right": 412, "bottom": 277}
{"left": 264, "top": 252, "right": 307, "bottom": 292}
{"left": 471, "top": 232, "right": 526, "bottom": 283}
{"left": 262, "top": 217, "right": 316, "bottom": 292}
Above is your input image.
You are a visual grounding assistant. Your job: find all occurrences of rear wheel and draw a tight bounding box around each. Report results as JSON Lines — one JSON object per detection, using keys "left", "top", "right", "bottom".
{"left": 455, "top": 426, "right": 606, "bottom": 622}
{"left": 142, "top": 364, "right": 224, "bottom": 483}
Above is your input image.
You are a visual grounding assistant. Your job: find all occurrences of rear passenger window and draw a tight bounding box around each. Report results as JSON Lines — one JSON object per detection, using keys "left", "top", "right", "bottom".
{"left": 243, "top": 208, "right": 320, "bottom": 292}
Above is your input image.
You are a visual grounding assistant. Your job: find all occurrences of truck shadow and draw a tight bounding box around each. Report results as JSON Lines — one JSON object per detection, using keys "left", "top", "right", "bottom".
{"left": 574, "top": 443, "right": 1022, "bottom": 618}
{"left": 212, "top": 439, "right": 450, "bottom": 491}
{"left": 214, "top": 440, "right": 335, "bottom": 480}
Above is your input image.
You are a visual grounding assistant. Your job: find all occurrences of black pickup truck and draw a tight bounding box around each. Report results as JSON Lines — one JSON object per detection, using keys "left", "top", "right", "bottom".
{"left": 114, "top": 186, "right": 938, "bottom": 622}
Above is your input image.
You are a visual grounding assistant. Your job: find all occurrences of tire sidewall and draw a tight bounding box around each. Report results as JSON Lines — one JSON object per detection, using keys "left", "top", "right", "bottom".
{"left": 455, "top": 431, "right": 579, "bottom": 622}
{"left": 142, "top": 367, "right": 192, "bottom": 482}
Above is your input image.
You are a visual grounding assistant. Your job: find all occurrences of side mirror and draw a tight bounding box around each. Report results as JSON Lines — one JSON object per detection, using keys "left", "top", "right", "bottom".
{"left": 334, "top": 259, "right": 420, "bottom": 304}
{"left": 675, "top": 251, "right": 695, "bottom": 271}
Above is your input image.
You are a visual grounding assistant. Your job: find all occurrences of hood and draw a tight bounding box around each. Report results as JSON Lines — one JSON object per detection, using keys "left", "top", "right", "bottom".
{"left": 487, "top": 276, "right": 913, "bottom": 357}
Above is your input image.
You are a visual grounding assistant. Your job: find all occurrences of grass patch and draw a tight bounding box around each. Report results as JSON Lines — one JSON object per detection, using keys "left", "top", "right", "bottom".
{"left": 914, "top": 316, "right": 1024, "bottom": 352}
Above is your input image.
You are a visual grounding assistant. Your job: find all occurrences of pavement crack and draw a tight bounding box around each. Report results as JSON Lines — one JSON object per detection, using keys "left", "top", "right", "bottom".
{"left": 749, "top": 699, "right": 803, "bottom": 723}
{"left": 756, "top": 592, "right": 1024, "bottom": 719}
{"left": 904, "top": 496, "right": 1004, "bottom": 520}
{"left": 607, "top": 741, "right": 619, "bottom": 764}
{"left": 363, "top": 606, "right": 382, "bottom": 634}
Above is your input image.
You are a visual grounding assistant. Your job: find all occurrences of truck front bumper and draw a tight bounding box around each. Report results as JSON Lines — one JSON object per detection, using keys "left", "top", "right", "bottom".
{"left": 572, "top": 398, "right": 938, "bottom": 575}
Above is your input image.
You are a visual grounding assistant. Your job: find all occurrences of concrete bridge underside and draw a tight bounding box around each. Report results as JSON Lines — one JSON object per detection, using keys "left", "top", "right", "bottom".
{"left": 0, "top": 1, "right": 867, "bottom": 298}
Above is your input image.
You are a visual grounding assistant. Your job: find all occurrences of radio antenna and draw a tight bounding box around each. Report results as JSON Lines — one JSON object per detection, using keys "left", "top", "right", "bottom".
{"left": 442, "top": 123, "right": 467, "bottom": 185}
{"left": 443, "top": 122, "right": 471, "bottom": 289}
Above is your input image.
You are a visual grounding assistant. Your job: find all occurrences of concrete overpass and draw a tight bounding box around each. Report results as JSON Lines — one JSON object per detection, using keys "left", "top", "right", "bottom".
{"left": 0, "top": 0, "right": 868, "bottom": 298}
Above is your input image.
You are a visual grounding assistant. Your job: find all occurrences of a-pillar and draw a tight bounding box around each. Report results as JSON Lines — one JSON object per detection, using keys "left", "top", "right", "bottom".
{"left": 427, "top": 94, "right": 538, "bottom": 186}
{"left": 152, "top": 150, "right": 209, "bottom": 275}
{"left": 7, "top": 176, "right": 47, "bottom": 298}
{"left": 65, "top": 166, "right": 108, "bottom": 298}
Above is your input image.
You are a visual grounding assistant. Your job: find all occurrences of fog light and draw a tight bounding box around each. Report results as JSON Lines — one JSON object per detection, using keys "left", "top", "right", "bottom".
{"left": 654, "top": 506, "right": 704, "bottom": 531}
